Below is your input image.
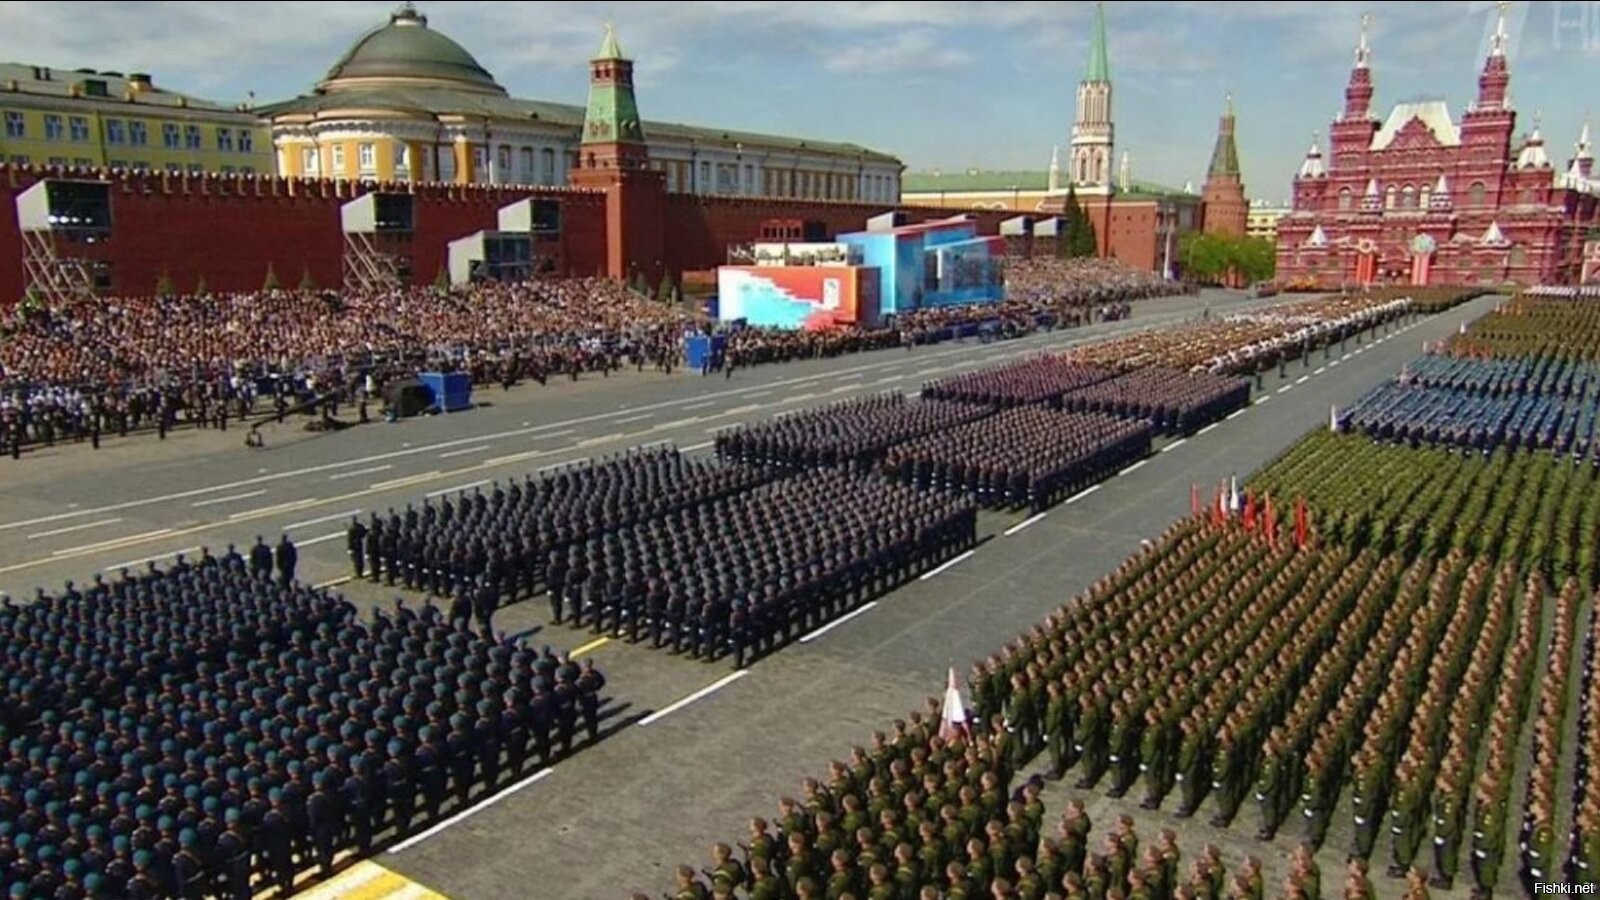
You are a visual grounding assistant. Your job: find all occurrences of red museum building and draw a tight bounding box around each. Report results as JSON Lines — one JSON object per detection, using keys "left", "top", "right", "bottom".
{"left": 1276, "top": 7, "right": 1599, "bottom": 288}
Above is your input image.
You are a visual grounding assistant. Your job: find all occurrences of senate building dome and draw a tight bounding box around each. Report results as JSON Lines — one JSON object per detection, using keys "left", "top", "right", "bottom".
{"left": 317, "top": 2, "right": 505, "bottom": 95}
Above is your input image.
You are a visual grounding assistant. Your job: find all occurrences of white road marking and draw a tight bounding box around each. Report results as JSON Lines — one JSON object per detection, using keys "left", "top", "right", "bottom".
{"left": 1162, "top": 439, "right": 1187, "bottom": 453}
{"left": 705, "top": 423, "right": 741, "bottom": 434}
{"left": 743, "top": 390, "right": 773, "bottom": 399}
{"left": 650, "top": 418, "right": 700, "bottom": 431}
{"left": 1296, "top": 375, "right": 1310, "bottom": 385}
{"left": 1121, "top": 460, "right": 1149, "bottom": 475}
{"left": 438, "top": 445, "right": 491, "bottom": 459}
{"left": 106, "top": 546, "right": 200, "bottom": 572}
{"left": 1256, "top": 395, "right": 1272, "bottom": 405}
{"left": 388, "top": 767, "right": 556, "bottom": 854}
{"left": 535, "top": 428, "right": 577, "bottom": 440}
{"left": 1198, "top": 423, "right": 1220, "bottom": 435}
{"left": 1226, "top": 409, "right": 1247, "bottom": 420}
{"left": 228, "top": 499, "right": 319, "bottom": 520}
{"left": 682, "top": 441, "right": 714, "bottom": 452}
{"left": 190, "top": 490, "right": 268, "bottom": 508}
{"left": 315, "top": 576, "right": 353, "bottom": 589}
{"left": 614, "top": 413, "right": 653, "bottom": 424}
{"left": 800, "top": 601, "right": 880, "bottom": 643}
{"left": 920, "top": 549, "right": 976, "bottom": 581}
{"left": 329, "top": 465, "right": 393, "bottom": 481}
{"left": 575, "top": 433, "right": 624, "bottom": 447}
{"left": 296, "top": 531, "right": 345, "bottom": 548}
{"left": 52, "top": 528, "right": 174, "bottom": 557}
{"left": 27, "top": 518, "right": 124, "bottom": 540}
{"left": 1004, "top": 513, "right": 1047, "bottom": 536}
{"left": 1277, "top": 384, "right": 1294, "bottom": 394}
{"left": 371, "top": 472, "right": 441, "bottom": 492}
{"left": 1314, "top": 367, "right": 1327, "bottom": 375}
{"left": 284, "top": 509, "right": 362, "bottom": 531}
{"left": 637, "top": 671, "right": 751, "bottom": 727}
{"left": 682, "top": 400, "right": 716, "bottom": 411}
{"left": 426, "top": 480, "right": 489, "bottom": 499}
{"left": 1066, "top": 485, "right": 1102, "bottom": 504}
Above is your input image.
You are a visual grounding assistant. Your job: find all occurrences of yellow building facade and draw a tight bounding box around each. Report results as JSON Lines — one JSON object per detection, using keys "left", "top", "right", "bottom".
{"left": 0, "top": 64, "right": 272, "bottom": 175}
{"left": 263, "top": 4, "right": 904, "bottom": 201}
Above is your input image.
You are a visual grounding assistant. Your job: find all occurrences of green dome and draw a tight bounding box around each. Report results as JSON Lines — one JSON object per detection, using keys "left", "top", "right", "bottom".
{"left": 320, "top": 3, "right": 504, "bottom": 94}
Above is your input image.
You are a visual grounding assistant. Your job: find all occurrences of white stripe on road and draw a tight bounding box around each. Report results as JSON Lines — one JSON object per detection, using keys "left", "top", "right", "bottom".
{"left": 1198, "top": 423, "right": 1220, "bottom": 435}
{"left": 1314, "top": 367, "right": 1327, "bottom": 375}
{"left": 296, "top": 531, "right": 345, "bottom": 548}
{"left": 229, "top": 499, "right": 318, "bottom": 520}
{"left": 371, "top": 472, "right": 441, "bottom": 492}
{"left": 388, "top": 767, "right": 555, "bottom": 854}
{"left": 1065, "top": 485, "right": 1102, "bottom": 504}
{"left": 1295, "top": 375, "right": 1310, "bottom": 385}
{"left": 284, "top": 509, "right": 362, "bottom": 531}
{"left": 329, "top": 465, "right": 393, "bottom": 481}
{"left": 315, "top": 576, "right": 353, "bottom": 590}
{"left": 1226, "top": 409, "right": 1247, "bottom": 420}
{"left": 1004, "top": 513, "right": 1047, "bottom": 536}
{"left": 800, "top": 601, "right": 880, "bottom": 643}
{"left": 705, "top": 423, "right": 741, "bottom": 434}
{"left": 1121, "top": 460, "right": 1149, "bottom": 475}
{"left": 52, "top": 528, "right": 174, "bottom": 556}
{"left": 1256, "top": 395, "right": 1273, "bottom": 405}
{"left": 438, "top": 445, "right": 491, "bottom": 459}
{"left": 614, "top": 413, "right": 654, "bottom": 424}
{"left": 1277, "top": 384, "right": 1294, "bottom": 394}
{"left": 27, "top": 518, "right": 124, "bottom": 540}
{"left": 637, "top": 671, "right": 751, "bottom": 727}
{"left": 1162, "top": 439, "right": 1187, "bottom": 453}
{"left": 919, "top": 549, "right": 976, "bottom": 581}
{"left": 190, "top": 489, "right": 267, "bottom": 508}
{"left": 1330, "top": 359, "right": 1341, "bottom": 368}
{"left": 575, "top": 433, "right": 624, "bottom": 447}
{"left": 682, "top": 400, "right": 716, "bottom": 411}
{"left": 106, "top": 546, "right": 200, "bottom": 572}
{"left": 426, "top": 481, "right": 488, "bottom": 499}
{"left": 682, "top": 441, "right": 714, "bottom": 452}
{"left": 535, "top": 428, "right": 577, "bottom": 440}
{"left": 743, "top": 390, "right": 773, "bottom": 399}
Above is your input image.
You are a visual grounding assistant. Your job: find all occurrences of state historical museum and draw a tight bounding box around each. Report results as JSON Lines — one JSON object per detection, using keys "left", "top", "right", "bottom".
{"left": 1276, "top": 7, "right": 1600, "bottom": 288}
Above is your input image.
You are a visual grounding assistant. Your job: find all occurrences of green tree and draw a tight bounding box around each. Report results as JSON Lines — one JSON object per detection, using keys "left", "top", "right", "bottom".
{"left": 262, "top": 263, "right": 282, "bottom": 292}
{"left": 298, "top": 267, "right": 318, "bottom": 291}
{"left": 1058, "top": 185, "right": 1100, "bottom": 259}
{"left": 156, "top": 272, "right": 176, "bottom": 297}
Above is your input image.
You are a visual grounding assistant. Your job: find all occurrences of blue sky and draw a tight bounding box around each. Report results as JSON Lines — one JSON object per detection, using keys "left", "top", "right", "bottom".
{"left": 1, "top": 1, "right": 1595, "bottom": 202}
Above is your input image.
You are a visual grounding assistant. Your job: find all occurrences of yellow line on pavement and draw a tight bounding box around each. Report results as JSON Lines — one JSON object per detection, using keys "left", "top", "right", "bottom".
{"left": 291, "top": 861, "right": 450, "bottom": 900}
{"left": 569, "top": 635, "right": 612, "bottom": 657}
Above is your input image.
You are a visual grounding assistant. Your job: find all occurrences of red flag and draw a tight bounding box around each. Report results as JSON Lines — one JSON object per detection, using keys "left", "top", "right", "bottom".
{"left": 1294, "top": 497, "right": 1309, "bottom": 548}
{"left": 1212, "top": 485, "right": 1226, "bottom": 526}
{"left": 1243, "top": 491, "right": 1257, "bottom": 531}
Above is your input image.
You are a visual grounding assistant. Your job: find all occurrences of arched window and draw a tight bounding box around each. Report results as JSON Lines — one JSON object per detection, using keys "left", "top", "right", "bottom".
{"left": 540, "top": 148, "right": 556, "bottom": 185}
{"left": 1338, "top": 187, "right": 1353, "bottom": 211}
{"left": 1401, "top": 185, "right": 1416, "bottom": 209}
{"left": 1509, "top": 245, "right": 1528, "bottom": 268}
{"left": 1469, "top": 181, "right": 1486, "bottom": 207}
{"left": 1077, "top": 157, "right": 1087, "bottom": 184}
{"left": 1385, "top": 185, "right": 1397, "bottom": 209}
{"left": 1420, "top": 184, "right": 1432, "bottom": 209}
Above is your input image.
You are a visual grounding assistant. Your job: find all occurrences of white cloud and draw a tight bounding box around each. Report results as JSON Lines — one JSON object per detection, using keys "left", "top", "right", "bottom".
{"left": 823, "top": 30, "right": 975, "bottom": 75}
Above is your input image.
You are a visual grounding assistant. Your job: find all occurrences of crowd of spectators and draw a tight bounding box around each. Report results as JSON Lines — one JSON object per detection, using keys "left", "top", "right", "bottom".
{"left": 0, "top": 278, "right": 688, "bottom": 452}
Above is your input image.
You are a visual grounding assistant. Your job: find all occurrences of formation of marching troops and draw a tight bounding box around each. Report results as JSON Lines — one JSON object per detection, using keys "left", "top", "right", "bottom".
{"left": 662, "top": 698, "right": 1371, "bottom": 900}
{"left": 549, "top": 469, "right": 977, "bottom": 667}
{"left": 881, "top": 409, "right": 1153, "bottom": 512}
{"left": 1051, "top": 370, "right": 1251, "bottom": 437}
{"left": 714, "top": 395, "right": 992, "bottom": 475}
{"left": 1342, "top": 380, "right": 1597, "bottom": 456}
{"left": 344, "top": 449, "right": 773, "bottom": 621}
{"left": 921, "top": 359, "right": 1114, "bottom": 409}
{"left": 1402, "top": 355, "right": 1599, "bottom": 400}
{"left": 955, "top": 516, "right": 1600, "bottom": 899}
{"left": 0, "top": 557, "right": 607, "bottom": 899}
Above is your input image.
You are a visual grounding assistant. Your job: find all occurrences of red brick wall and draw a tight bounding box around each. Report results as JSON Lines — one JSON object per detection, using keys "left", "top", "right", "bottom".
{"left": 0, "top": 165, "right": 607, "bottom": 302}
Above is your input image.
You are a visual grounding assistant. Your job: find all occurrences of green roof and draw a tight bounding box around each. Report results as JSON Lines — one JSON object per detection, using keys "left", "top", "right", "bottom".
{"left": 321, "top": 4, "right": 501, "bottom": 93}
{"left": 595, "top": 24, "right": 625, "bottom": 61}
{"left": 1086, "top": 3, "right": 1111, "bottom": 83}
{"left": 900, "top": 169, "right": 1193, "bottom": 199}
{"left": 261, "top": 87, "right": 899, "bottom": 162}
{"left": 1207, "top": 99, "right": 1240, "bottom": 178}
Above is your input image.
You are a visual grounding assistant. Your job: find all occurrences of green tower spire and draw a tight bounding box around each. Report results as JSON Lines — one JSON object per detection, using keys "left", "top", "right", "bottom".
{"left": 1207, "top": 92, "right": 1241, "bottom": 178}
{"left": 581, "top": 23, "right": 645, "bottom": 145}
{"left": 1085, "top": 3, "right": 1110, "bottom": 83}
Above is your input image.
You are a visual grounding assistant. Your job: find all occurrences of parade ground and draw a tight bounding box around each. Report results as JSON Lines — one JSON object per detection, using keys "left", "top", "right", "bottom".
{"left": 0, "top": 289, "right": 1502, "bottom": 899}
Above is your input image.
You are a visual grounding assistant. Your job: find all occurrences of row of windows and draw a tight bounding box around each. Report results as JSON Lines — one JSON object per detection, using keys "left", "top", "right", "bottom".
{"left": 1337, "top": 182, "right": 1491, "bottom": 210}
{"left": 2, "top": 110, "right": 256, "bottom": 153}
{"left": 4, "top": 154, "right": 256, "bottom": 175}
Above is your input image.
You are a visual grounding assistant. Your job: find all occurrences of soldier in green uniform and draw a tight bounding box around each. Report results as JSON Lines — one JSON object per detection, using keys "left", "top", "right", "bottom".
{"left": 826, "top": 848, "right": 859, "bottom": 900}
{"left": 748, "top": 856, "right": 783, "bottom": 900}
{"left": 1430, "top": 790, "right": 1460, "bottom": 889}
{"left": 1174, "top": 717, "right": 1207, "bottom": 819}
{"left": 1209, "top": 727, "right": 1247, "bottom": 827}
{"left": 1254, "top": 734, "right": 1290, "bottom": 841}
{"left": 1044, "top": 682, "right": 1071, "bottom": 779}
{"left": 865, "top": 863, "right": 896, "bottom": 900}
{"left": 674, "top": 864, "right": 710, "bottom": 900}
{"left": 1469, "top": 793, "right": 1505, "bottom": 894}
{"left": 1349, "top": 758, "right": 1383, "bottom": 861}
{"left": 1342, "top": 858, "right": 1375, "bottom": 900}
{"left": 1389, "top": 778, "right": 1425, "bottom": 878}
{"left": 1140, "top": 708, "right": 1173, "bottom": 809}
{"left": 1076, "top": 690, "right": 1110, "bottom": 790}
